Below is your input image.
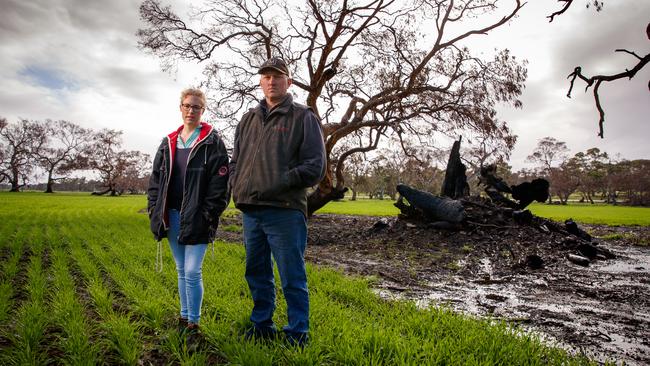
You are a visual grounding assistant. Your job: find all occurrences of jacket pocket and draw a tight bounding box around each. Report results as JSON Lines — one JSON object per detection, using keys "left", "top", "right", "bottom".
{"left": 256, "top": 172, "right": 290, "bottom": 201}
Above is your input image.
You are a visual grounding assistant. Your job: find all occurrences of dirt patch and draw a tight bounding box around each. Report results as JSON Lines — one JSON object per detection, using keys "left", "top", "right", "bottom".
{"left": 215, "top": 211, "right": 650, "bottom": 365}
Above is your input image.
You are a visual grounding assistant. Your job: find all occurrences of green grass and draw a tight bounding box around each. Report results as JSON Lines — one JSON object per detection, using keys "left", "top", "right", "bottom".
{"left": 0, "top": 192, "right": 596, "bottom": 365}
{"left": 318, "top": 198, "right": 400, "bottom": 216}
{"left": 528, "top": 202, "right": 650, "bottom": 226}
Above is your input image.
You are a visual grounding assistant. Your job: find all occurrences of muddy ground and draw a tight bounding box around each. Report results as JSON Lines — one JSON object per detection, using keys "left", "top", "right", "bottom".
{"left": 217, "top": 207, "right": 650, "bottom": 365}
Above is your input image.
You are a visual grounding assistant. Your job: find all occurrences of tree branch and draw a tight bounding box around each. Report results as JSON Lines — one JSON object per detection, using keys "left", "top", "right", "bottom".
{"left": 547, "top": 0, "right": 573, "bottom": 22}
{"left": 567, "top": 48, "right": 650, "bottom": 138}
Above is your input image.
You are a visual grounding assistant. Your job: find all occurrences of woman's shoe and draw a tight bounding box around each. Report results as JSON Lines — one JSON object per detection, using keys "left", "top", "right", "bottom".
{"left": 177, "top": 317, "right": 189, "bottom": 333}
{"left": 185, "top": 323, "right": 202, "bottom": 352}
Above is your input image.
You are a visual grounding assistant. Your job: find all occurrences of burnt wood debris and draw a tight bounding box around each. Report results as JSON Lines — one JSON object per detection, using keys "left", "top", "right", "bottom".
{"left": 392, "top": 139, "right": 614, "bottom": 268}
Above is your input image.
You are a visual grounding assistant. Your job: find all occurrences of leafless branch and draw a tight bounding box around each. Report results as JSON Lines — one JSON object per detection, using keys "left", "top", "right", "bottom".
{"left": 567, "top": 48, "right": 650, "bottom": 138}
{"left": 547, "top": 0, "right": 573, "bottom": 22}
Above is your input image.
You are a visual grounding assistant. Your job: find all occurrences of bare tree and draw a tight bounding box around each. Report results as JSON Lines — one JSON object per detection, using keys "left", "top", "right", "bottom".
{"left": 526, "top": 136, "right": 569, "bottom": 202}
{"left": 341, "top": 150, "right": 369, "bottom": 201}
{"left": 0, "top": 118, "right": 47, "bottom": 192}
{"left": 116, "top": 153, "right": 152, "bottom": 194}
{"left": 548, "top": 1, "right": 649, "bottom": 138}
{"left": 571, "top": 147, "right": 608, "bottom": 203}
{"left": 85, "top": 129, "right": 150, "bottom": 196}
{"left": 526, "top": 137, "right": 569, "bottom": 174}
{"left": 463, "top": 125, "right": 517, "bottom": 188}
{"left": 34, "top": 120, "right": 90, "bottom": 193}
{"left": 549, "top": 161, "right": 581, "bottom": 204}
{"left": 138, "top": 0, "right": 527, "bottom": 213}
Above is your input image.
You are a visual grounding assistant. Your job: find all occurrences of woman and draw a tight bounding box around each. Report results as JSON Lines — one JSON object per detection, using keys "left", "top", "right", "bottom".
{"left": 147, "top": 88, "right": 230, "bottom": 346}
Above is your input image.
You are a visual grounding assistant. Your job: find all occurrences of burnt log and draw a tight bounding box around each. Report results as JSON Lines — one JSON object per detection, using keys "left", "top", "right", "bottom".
{"left": 511, "top": 178, "right": 549, "bottom": 209}
{"left": 441, "top": 138, "right": 469, "bottom": 199}
{"left": 485, "top": 189, "right": 519, "bottom": 209}
{"left": 565, "top": 218, "right": 592, "bottom": 241}
{"left": 478, "top": 164, "right": 548, "bottom": 209}
{"left": 479, "top": 164, "right": 518, "bottom": 208}
{"left": 512, "top": 209, "right": 533, "bottom": 224}
{"left": 567, "top": 253, "right": 590, "bottom": 266}
{"left": 479, "top": 165, "right": 511, "bottom": 193}
{"left": 396, "top": 184, "right": 465, "bottom": 223}
{"left": 577, "top": 243, "right": 598, "bottom": 259}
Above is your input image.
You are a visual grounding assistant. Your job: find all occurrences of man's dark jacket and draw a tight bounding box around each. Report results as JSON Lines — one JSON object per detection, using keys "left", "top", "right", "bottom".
{"left": 229, "top": 95, "right": 326, "bottom": 216}
{"left": 147, "top": 122, "right": 230, "bottom": 244}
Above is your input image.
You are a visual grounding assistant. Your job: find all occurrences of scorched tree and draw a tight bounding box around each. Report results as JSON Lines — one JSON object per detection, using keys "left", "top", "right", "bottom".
{"left": 138, "top": 0, "right": 527, "bottom": 214}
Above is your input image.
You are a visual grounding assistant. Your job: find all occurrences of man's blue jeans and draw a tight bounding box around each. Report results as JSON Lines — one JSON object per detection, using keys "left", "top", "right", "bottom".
{"left": 168, "top": 209, "right": 208, "bottom": 324}
{"left": 242, "top": 207, "right": 309, "bottom": 336}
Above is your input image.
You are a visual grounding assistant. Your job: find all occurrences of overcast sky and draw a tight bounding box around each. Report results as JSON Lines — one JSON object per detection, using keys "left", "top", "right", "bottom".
{"left": 1, "top": 0, "right": 648, "bottom": 172}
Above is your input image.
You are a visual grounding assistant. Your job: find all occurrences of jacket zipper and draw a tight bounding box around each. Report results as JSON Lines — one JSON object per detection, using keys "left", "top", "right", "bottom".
{"left": 178, "top": 129, "right": 212, "bottom": 228}
{"left": 242, "top": 110, "right": 274, "bottom": 197}
{"left": 161, "top": 137, "right": 174, "bottom": 230}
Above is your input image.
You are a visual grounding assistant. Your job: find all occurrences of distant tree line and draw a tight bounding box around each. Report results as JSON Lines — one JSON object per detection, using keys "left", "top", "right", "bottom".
{"left": 339, "top": 137, "right": 649, "bottom": 207}
{"left": 0, "top": 117, "right": 150, "bottom": 195}
{"left": 520, "top": 137, "right": 649, "bottom": 206}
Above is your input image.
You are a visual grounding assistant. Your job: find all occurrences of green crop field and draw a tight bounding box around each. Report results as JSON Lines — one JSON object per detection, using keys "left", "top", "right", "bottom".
{"left": 0, "top": 192, "right": 597, "bottom": 365}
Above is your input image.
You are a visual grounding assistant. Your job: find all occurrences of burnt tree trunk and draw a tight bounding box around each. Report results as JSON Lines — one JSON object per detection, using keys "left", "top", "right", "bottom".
{"left": 395, "top": 184, "right": 465, "bottom": 223}
{"left": 440, "top": 138, "right": 469, "bottom": 199}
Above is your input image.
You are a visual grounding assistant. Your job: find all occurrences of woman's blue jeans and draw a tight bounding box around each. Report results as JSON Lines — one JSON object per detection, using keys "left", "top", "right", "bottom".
{"left": 242, "top": 207, "right": 309, "bottom": 335}
{"left": 168, "top": 209, "right": 208, "bottom": 324}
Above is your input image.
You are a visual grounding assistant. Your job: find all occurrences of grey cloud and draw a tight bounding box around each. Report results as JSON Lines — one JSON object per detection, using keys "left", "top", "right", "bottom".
{"left": 552, "top": 2, "right": 650, "bottom": 73}
{"left": 99, "top": 66, "right": 172, "bottom": 100}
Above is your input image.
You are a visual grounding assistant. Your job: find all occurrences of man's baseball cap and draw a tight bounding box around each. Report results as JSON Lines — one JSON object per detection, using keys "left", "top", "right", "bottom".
{"left": 258, "top": 57, "right": 291, "bottom": 77}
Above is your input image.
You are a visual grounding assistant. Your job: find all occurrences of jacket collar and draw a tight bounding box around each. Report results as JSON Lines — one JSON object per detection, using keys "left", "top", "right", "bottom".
{"left": 165, "top": 122, "right": 213, "bottom": 159}
{"left": 259, "top": 94, "right": 293, "bottom": 118}
{"left": 167, "top": 122, "right": 213, "bottom": 142}
{"left": 167, "top": 122, "right": 212, "bottom": 144}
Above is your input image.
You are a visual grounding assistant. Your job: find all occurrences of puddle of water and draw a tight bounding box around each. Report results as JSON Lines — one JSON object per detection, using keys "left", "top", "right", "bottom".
{"left": 596, "top": 260, "right": 649, "bottom": 273}
{"left": 594, "top": 246, "right": 650, "bottom": 274}
{"left": 373, "top": 244, "right": 650, "bottom": 365}
{"left": 479, "top": 257, "right": 493, "bottom": 277}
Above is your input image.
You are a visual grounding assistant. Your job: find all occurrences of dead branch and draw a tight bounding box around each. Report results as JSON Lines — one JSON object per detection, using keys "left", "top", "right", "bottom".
{"left": 567, "top": 47, "right": 650, "bottom": 138}
{"left": 548, "top": 0, "right": 603, "bottom": 22}
{"left": 547, "top": 0, "right": 573, "bottom": 22}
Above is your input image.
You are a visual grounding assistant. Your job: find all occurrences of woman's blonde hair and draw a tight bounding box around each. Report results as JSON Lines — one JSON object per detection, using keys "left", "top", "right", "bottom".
{"left": 180, "top": 88, "right": 206, "bottom": 107}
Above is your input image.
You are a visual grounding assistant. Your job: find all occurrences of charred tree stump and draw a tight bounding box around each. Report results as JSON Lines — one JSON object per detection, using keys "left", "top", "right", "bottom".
{"left": 396, "top": 184, "right": 465, "bottom": 223}
{"left": 511, "top": 178, "right": 549, "bottom": 209}
{"left": 441, "top": 138, "right": 469, "bottom": 199}
{"left": 478, "top": 164, "right": 549, "bottom": 209}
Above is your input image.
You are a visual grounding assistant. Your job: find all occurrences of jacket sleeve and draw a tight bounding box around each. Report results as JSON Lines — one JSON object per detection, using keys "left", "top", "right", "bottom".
{"left": 287, "top": 110, "right": 326, "bottom": 188}
{"left": 203, "top": 135, "right": 231, "bottom": 225}
{"left": 147, "top": 140, "right": 165, "bottom": 217}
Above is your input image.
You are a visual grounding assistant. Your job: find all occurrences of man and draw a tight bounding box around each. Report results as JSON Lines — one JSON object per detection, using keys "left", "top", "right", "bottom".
{"left": 229, "top": 57, "right": 326, "bottom": 347}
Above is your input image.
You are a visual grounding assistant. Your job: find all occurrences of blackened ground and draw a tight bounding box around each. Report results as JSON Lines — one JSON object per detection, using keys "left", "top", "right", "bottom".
{"left": 216, "top": 207, "right": 650, "bottom": 365}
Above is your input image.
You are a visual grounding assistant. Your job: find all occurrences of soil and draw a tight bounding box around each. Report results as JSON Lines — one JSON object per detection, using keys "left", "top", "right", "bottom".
{"left": 216, "top": 202, "right": 650, "bottom": 365}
